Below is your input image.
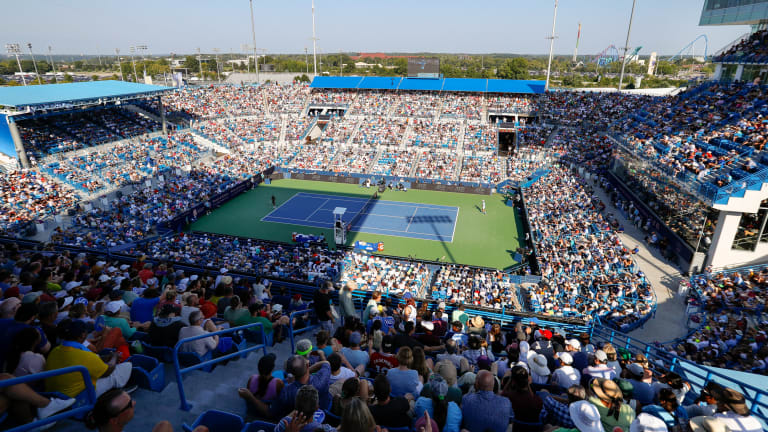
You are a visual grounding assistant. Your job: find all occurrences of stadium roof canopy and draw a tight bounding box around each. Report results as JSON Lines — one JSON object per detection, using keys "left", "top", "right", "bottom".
{"left": 310, "top": 76, "right": 545, "bottom": 94}
{"left": 0, "top": 80, "right": 173, "bottom": 111}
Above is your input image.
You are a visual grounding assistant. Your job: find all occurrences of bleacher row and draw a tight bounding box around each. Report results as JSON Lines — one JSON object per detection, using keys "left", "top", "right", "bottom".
{"left": 0, "top": 236, "right": 764, "bottom": 431}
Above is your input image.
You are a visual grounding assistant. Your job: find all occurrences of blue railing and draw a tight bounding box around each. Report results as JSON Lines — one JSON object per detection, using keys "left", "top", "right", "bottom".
{"left": 288, "top": 306, "right": 319, "bottom": 354}
{"left": 174, "top": 323, "right": 267, "bottom": 411}
{"left": 0, "top": 366, "right": 97, "bottom": 432}
{"left": 591, "top": 326, "right": 768, "bottom": 425}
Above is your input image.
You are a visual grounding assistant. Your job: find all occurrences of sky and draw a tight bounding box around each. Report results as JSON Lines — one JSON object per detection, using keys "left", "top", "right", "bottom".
{"left": 0, "top": 0, "right": 751, "bottom": 57}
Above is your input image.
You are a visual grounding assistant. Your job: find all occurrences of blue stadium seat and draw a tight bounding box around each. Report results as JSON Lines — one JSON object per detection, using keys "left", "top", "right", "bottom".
{"left": 241, "top": 420, "right": 277, "bottom": 432}
{"left": 126, "top": 355, "right": 166, "bottom": 392}
{"left": 182, "top": 410, "right": 245, "bottom": 432}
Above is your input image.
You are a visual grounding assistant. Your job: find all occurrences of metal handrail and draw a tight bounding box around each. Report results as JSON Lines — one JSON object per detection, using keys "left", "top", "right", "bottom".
{"left": 173, "top": 323, "right": 267, "bottom": 411}
{"left": 590, "top": 326, "right": 768, "bottom": 421}
{"left": 0, "top": 366, "right": 97, "bottom": 432}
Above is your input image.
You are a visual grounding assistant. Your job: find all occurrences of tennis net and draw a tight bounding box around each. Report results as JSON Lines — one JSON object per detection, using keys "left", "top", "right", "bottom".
{"left": 347, "top": 192, "right": 377, "bottom": 229}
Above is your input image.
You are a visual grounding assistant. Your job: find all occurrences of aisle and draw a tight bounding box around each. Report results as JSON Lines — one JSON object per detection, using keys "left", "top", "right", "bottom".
{"left": 591, "top": 180, "right": 690, "bottom": 343}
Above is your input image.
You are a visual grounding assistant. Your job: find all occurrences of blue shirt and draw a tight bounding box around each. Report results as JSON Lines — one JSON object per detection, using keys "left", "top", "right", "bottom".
{"left": 414, "top": 397, "right": 462, "bottom": 432}
{"left": 341, "top": 347, "right": 369, "bottom": 369}
{"left": 461, "top": 390, "right": 512, "bottom": 432}
{"left": 627, "top": 379, "right": 656, "bottom": 405}
{"left": 130, "top": 297, "right": 159, "bottom": 323}
{"left": 642, "top": 405, "right": 689, "bottom": 429}
{"left": 271, "top": 363, "right": 331, "bottom": 419}
{"left": 386, "top": 368, "right": 420, "bottom": 397}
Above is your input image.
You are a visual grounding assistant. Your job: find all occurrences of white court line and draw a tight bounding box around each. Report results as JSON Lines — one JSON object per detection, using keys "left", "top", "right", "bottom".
{"left": 261, "top": 215, "right": 334, "bottom": 228}
{"left": 305, "top": 198, "right": 331, "bottom": 222}
{"left": 404, "top": 207, "right": 419, "bottom": 233}
{"left": 450, "top": 207, "right": 459, "bottom": 242}
{"left": 259, "top": 193, "right": 305, "bottom": 222}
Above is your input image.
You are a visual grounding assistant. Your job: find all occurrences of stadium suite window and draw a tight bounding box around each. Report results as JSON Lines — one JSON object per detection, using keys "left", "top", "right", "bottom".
{"left": 707, "top": 0, "right": 767, "bottom": 9}
{"left": 732, "top": 201, "right": 768, "bottom": 251}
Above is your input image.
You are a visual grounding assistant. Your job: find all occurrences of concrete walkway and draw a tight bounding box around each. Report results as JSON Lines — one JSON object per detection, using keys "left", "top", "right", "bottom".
{"left": 591, "top": 181, "right": 690, "bottom": 343}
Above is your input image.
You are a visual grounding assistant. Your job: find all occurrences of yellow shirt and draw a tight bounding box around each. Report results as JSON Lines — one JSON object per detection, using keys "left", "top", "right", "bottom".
{"left": 45, "top": 345, "right": 108, "bottom": 397}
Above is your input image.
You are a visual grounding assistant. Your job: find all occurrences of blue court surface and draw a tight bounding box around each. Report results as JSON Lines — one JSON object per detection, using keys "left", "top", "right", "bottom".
{"left": 261, "top": 192, "right": 458, "bottom": 242}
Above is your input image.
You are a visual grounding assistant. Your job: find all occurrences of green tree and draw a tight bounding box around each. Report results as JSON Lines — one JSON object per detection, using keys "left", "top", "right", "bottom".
{"left": 496, "top": 58, "right": 529, "bottom": 80}
{"left": 62, "top": 74, "right": 74, "bottom": 83}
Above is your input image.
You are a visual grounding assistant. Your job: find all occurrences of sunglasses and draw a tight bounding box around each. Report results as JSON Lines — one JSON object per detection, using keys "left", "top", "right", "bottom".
{"left": 115, "top": 397, "right": 135, "bottom": 416}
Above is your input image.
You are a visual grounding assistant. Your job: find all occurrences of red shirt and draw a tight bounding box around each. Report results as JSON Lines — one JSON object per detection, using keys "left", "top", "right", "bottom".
{"left": 370, "top": 352, "right": 398, "bottom": 373}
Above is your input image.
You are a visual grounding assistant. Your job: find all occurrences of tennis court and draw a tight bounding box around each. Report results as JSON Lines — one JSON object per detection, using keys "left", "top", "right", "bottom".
{"left": 261, "top": 192, "right": 458, "bottom": 242}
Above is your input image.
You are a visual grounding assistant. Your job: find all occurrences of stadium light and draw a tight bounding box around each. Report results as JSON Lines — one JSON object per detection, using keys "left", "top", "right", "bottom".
{"left": 48, "top": 46, "right": 58, "bottom": 83}
{"left": 312, "top": 0, "right": 318, "bottom": 77}
{"left": 213, "top": 48, "right": 221, "bottom": 82}
{"left": 544, "top": 0, "right": 559, "bottom": 92}
{"left": 6, "top": 43, "right": 27, "bottom": 86}
{"left": 26, "top": 43, "right": 43, "bottom": 85}
{"left": 136, "top": 45, "right": 149, "bottom": 81}
{"left": 618, "top": 0, "right": 638, "bottom": 92}
{"left": 115, "top": 48, "right": 124, "bottom": 81}
{"left": 196, "top": 47, "right": 204, "bottom": 82}
{"left": 249, "top": 0, "right": 260, "bottom": 84}
{"left": 129, "top": 46, "right": 139, "bottom": 82}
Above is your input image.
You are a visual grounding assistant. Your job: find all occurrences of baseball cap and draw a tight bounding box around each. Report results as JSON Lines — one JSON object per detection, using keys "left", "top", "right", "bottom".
{"left": 296, "top": 339, "right": 313, "bottom": 356}
{"left": 559, "top": 352, "right": 573, "bottom": 365}
{"left": 349, "top": 331, "right": 362, "bottom": 345}
{"left": 594, "top": 350, "right": 608, "bottom": 362}
{"left": 22, "top": 292, "right": 42, "bottom": 304}
{"left": 627, "top": 362, "right": 644, "bottom": 377}
{"left": 438, "top": 302, "right": 446, "bottom": 310}
{"left": 567, "top": 339, "right": 582, "bottom": 350}
{"left": 104, "top": 301, "right": 122, "bottom": 314}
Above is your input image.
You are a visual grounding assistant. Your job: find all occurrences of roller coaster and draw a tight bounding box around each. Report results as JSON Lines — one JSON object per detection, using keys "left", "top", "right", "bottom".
{"left": 591, "top": 44, "right": 619, "bottom": 66}
{"left": 668, "top": 34, "right": 709, "bottom": 62}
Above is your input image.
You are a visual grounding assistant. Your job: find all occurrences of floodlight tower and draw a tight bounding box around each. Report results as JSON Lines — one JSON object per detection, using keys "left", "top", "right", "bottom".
{"left": 196, "top": 48, "right": 204, "bottom": 82}
{"left": 6, "top": 44, "right": 26, "bottom": 86}
{"left": 618, "top": 0, "right": 637, "bottom": 91}
{"left": 26, "top": 43, "right": 43, "bottom": 84}
{"left": 129, "top": 46, "right": 139, "bottom": 82}
{"left": 249, "top": 0, "right": 260, "bottom": 84}
{"left": 213, "top": 48, "right": 221, "bottom": 82}
{"left": 312, "top": 0, "right": 318, "bottom": 77}
{"left": 136, "top": 45, "right": 148, "bottom": 80}
{"left": 544, "top": 0, "right": 559, "bottom": 92}
{"left": 48, "top": 46, "right": 58, "bottom": 83}
{"left": 115, "top": 48, "right": 124, "bottom": 81}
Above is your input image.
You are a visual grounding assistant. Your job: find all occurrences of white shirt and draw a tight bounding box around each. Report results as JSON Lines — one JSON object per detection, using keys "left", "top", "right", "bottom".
{"left": 714, "top": 411, "right": 762, "bottom": 432}
{"left": 329, "top": 367, "right": 356, "bottom": 385}
{"left": 551, "top": 365, "right": 581, "bottom": 389}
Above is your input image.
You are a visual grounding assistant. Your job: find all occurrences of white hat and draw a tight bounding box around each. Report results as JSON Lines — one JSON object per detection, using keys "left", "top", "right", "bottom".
{"left": 98, "top": 275, "right": 111, "bottom": 283}
{"left": 688, "top": 416, "right": 728, "bottom": 432}
{"left": 53, "top": 290, "right": 68, "bottom": 299}
{"left": 190, "top": 275, "right": 198, "bottom": 281}
{"left": 119, "top": 264, "right": 130, "bottom": 271}
{"left": 272, "top": 304, "right": 283, "bottom": 313}
{"left": 147, "top": 277, "right": 158, "bottom": 286}
{"left": 595, "top": 350, "right": 608, "bottom": 362}
{"left": 105, "top": 301, "right": 122, "bottom": 314}
{"left": 65, "top": 281, "right": 83, "bottom": 291}
{"left": 220, "top": 268, "right": 228, "bottom": 274}
{"left": 107, "top": 266, "right": 117, "bottom": 273}
{"left": 177, "top": 283, "right": 187, "bottom": 292}
{"left": 559, "top": 352, "right": 573, "bottom": 365}
{"left": 180, "top": 278, "right": 190, "bottom": 286}
{"left": 629, "top": 413, "right": 668, "bottom": 432}
{"left": 438, "top": 302, "right": 446, "bottom": 309}
{"left": 421, "top": 320, "right": 435, "bottom": 331}
{"left": 528, "top": 354, "right": 550, "bottom": 376}
{"left": 60, "top": 296, "right": 74, "bottom": 309}
{"left": 566, "top": 339, "right": 581, "bottom": 350}
{"left": 95, "top": 261, "right": 106, "bottom": 268}
{"left": 569, "top": 401, "right": 604, "bottom": 432}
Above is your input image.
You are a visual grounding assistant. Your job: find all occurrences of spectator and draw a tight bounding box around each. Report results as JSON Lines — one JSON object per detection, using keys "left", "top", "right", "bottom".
{"left": 0, "top": 372, "right": 76, "bottom": 424}
{"left": 552, "top": 352, "right": 581, "bottom": 389}
{"left": 341, "top": 331, "right": 369, "bottom": 370}
{"left": 339, "top": 282, "right": 356, "bottom": 323}
{"left": 368, "top": 374, "right": 412, "bottom": 428}
{"left": 177, "top": 310, "right": 219, "bottom": 358}
{"left": 338, "top": 397, "right": 378, "bottom": 432}
{"left": 314, "top": 282, "right": 335, "bottom": 334}
{"left": 330, "top": 376, "right": 369, "bottom": 417}
{"left": 588, "top": 378, "right": 636, "bottom": 432}
{"left": 641, "top": 387, "right": 689, "bottom": 430}
{"left": 529, "top": 353, "right": 551, "bottom": 385}
{"left": 5, "top": 327, "right": 46, "bottom": 377}
{"left": 147, "top": 303, "right": 185, "bottom": 348}
{"left": 275, "top": 385, "right": 336, "bottom": 432}
{"left": 461, "top": 369, "right": 511, "bottom": 432}
{"left": 239, "top": 353, "right": 283, "bottom": 418}
{"left": 708, "top": 383, "right": 763, "bottom": 432}
{"left": 624, "top": 362, "right": 655, "bottom": 405}
{"left": 414, "top": 374, "right": 462, "bottom": 432}
{"left": 45, "top": 320, "right": 133, "bottom": 397}
{"left": 539, "top": 385, "right": 587, "bottom": 429}
{"left": 502, "top": 366, "right": 543, "bottom": 431}
{"left": 386, "top": 346, "right": 421, "bottom": 397}
{"left": 271, "top": 355, "right": 331, "bottom": 419}
{"left": 583, "top": 350, "right": 616, "bottom": 380}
